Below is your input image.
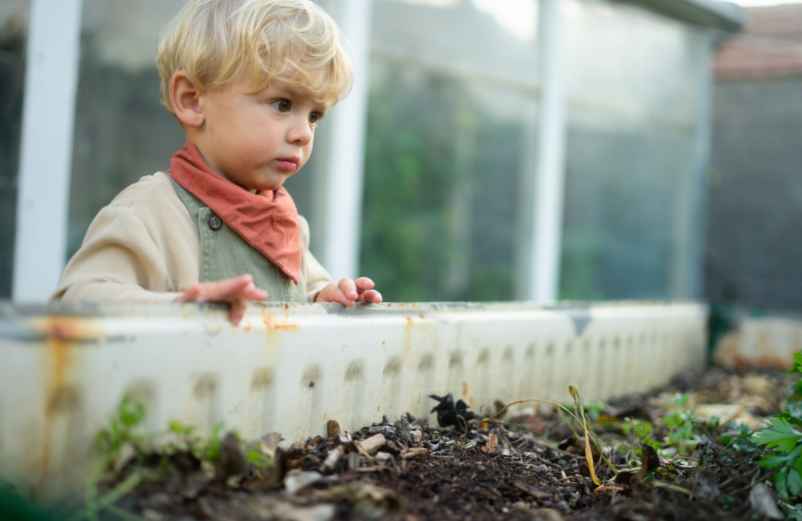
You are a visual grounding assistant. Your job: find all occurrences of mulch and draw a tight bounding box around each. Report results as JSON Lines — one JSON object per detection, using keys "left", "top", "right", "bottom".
{"left": 100, "top": 368, "right": 792, "bottom": 521}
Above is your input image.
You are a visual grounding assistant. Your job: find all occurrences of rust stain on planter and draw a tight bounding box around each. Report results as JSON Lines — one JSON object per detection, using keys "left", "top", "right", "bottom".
{"left": 32, "top": 316, "right": 100, "bottom": 491}
{"left": 261, "top": 309, "right": 299, "bottom": 333}
{"left": 404, "top": 316, "right": 414, "bottom": 354}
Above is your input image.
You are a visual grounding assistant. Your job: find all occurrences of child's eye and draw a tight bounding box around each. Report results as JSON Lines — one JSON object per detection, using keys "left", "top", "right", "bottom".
{"left": 270, "top": 98, "right": 292, "bottom": 112}
{"left": 309, "top": 111, "right": 324, "bottom": 124}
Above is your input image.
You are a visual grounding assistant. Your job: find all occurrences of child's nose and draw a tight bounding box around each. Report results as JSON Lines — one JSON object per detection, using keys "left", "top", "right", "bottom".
{"left": 287, "top": 118, "right": 313, "bottom": 146}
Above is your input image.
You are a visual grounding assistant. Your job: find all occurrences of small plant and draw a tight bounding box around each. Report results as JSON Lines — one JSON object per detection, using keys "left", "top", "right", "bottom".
{"left": 622, "top": 418, "right": 660, "bottom": 451}
{"left": 661, "top": 394, "right": 702, "bottom": 456}
{"left": 245, "top": 445, "right": 272, "bottom": 470}
{"left": 165, "top": 420, "right": 225, "bottom": 463}
{"left": 752, "top": 352, "right": 802, "bottom": 502}
{"left": 620, "top": 394, "right": 703, "bottom": 461}
{"left": 753, "top": 417, "right": 802, "bottom": 498}
{"left": 94, "top": 396, "right": 147, "bottom": 468}
{"left": 721, "top": 423, "right": 761, "bottom": 455}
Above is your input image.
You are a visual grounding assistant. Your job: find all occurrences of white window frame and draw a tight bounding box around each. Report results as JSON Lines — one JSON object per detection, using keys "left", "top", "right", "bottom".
{"left": 13, "top": 0, "right": 83, "bottom": 302}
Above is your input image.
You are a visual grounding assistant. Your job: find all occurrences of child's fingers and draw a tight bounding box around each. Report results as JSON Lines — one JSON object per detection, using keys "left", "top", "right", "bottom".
{"left": 209, "top": 274, "right": 253, "bottom": 299}
{"left": 189, "top": 274, "right": 250, "bottom": 301}
{"left": 240, "top": 285, "right": 268, "bottom": 300}
{"left": 358, "top": 289, "right": 382, "bottom": 304}
{"left": 355, "top": 277, "right": 375, "bottom": 292}
{"left": 228, "top": 299, "right": 246, "bottom": 326}
{"left": 316, "top": 284, "right": 354, "bottom": 307}
{"left": 178, "top": 275, "right": 266, "bottom": 303}
{"left": 337, "top": 278, "right": 358, "bottom": 301}
{"left": 178, "top": 283, "right": 202, "bottom": 302}
{"left": 332, "top": 287, "right": 355, "bottom": 307}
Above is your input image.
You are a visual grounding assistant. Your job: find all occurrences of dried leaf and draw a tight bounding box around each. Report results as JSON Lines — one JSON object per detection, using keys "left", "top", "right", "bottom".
{"left": 584, "top": 432, "right": 601, "bottom": 486}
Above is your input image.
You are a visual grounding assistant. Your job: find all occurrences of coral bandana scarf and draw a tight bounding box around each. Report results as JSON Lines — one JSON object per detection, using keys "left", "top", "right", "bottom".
{"left": 169, "top": 143, "right": 302, "bottom": 283}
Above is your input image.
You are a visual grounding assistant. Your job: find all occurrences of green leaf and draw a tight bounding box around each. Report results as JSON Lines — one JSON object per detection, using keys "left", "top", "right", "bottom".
{"left": 664, "top": 412, "right": 684, "bottom": 430}
{"left": 753, "top": 418, "right": 802, "bottom": 451}
{"left": 673, "top": 394, "right": 689, "bottom": 407}
{"left": 794, "top": 452, "right": 802, "bottom": 476}
{"left": 787, "top": 400, "right": 802, "bottom": 423}
{"left": 168, "top": 420, "right": 195, "bottom": 437}
{"left": 245, "top": 448, "right": 271, "bottom": 469}
{"left": 119, "top": 398, "right": 145, "bottom": 428}
{"left": 760, "top": 453, "right": 791, "bottom": 469}
{"left": 777, "top": 468, "right": 791, "bottom": 500}
{"left": 790, "top": 469, "right": 802, "bottom": 497}
{"left": 793, "top": 351, "right": 802, "bottom": 374}
{"left": 200, "top": 423, "right": 224, "bottom": 462}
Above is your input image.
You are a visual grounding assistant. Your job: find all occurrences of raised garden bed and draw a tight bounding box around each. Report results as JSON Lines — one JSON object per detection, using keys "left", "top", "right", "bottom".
{"left": 19, "top": 366, "right": 800, "bottom": 521}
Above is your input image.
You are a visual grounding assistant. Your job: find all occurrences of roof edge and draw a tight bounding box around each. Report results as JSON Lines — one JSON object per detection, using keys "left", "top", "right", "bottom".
{"left": 613, "top": 0, "right": 746, "bottom": 32}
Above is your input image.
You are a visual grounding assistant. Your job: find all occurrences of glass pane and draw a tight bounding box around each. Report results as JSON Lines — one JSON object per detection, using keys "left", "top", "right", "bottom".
{"left": 0, "top": 2, "right": 29, "bottom": 298}
{"left": 560, "top": 0, "right": 709, "bottom": 300}
{"left": 708, "top": 4, "right": 802, "bottom": 311}
{"left": 362, "top": 0, "right": 540, "bottom": 302}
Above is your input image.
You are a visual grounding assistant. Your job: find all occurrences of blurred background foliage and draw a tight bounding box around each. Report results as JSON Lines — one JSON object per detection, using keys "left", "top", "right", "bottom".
{"left": 360, "top": 64, "right": 520, "bottom": 301}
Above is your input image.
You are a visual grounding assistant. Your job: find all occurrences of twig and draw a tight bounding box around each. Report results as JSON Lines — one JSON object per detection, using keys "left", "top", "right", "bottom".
{"left": 652, "top": 480, "right": 693, "bottom": 496}
{"left": 69, "top": 472, "right": 143, "bottom": 521}
{"left": 493, "top": 398, "right": 564, "bottom": 420}
{"left": 107, "top": 505, "right": 146, "bottom": 521}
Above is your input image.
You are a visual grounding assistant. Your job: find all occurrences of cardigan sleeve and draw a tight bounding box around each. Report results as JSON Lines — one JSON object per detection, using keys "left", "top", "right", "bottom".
{"left": 52, "top": 205, "right": 182, "bottom": 302}
{"left": 52, "top": 173, "right": 198, "bottom": 303}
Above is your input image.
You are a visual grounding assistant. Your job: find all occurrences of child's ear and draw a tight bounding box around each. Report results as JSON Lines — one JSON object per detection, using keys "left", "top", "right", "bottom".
{"left": 170, "top": 71, "right": 205, "bottom": 128}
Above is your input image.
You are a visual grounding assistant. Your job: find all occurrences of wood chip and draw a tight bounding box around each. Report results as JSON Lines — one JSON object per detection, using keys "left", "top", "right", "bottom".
{"left": 322, "top": 445, "right": 344, "bottom": 472}
{"left": 326, "top": 420, "right": 341, "bottom": 439}
{"left": 356, "top": 433, "right": 386, "bottom": 456}
{"left": 481, "top": 432, "right": 498, "bottom": 454}
{"left": 401, "top": 447, "right": 429, "bottom": 460}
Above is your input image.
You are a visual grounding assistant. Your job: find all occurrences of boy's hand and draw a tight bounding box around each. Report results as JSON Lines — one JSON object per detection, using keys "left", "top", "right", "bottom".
{"left": 315, "top": 277, "right": 382, "bottom": 307}
{"left": 178, "top": 274, "right": 267, "bottom": 325}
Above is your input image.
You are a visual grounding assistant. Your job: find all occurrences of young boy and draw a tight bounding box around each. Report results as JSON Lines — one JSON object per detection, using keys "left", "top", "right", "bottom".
{"left": 53, "top": 0, "right": 382, "bottom": 324}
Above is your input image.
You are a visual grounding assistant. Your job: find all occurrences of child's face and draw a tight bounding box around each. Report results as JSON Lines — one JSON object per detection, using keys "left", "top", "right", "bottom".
{"left": 196, "top": 78, "right": 327, "bottom": 192}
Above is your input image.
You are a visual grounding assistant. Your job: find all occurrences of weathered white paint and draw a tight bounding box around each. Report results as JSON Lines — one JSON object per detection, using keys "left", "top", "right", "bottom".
{"left": 13, "top": 0, "right": 83, "bottom": 302}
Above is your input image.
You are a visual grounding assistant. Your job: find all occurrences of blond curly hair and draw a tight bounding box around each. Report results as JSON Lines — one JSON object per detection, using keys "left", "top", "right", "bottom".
{"left": 157, "top": 0, "right": 352, "bottom": 110}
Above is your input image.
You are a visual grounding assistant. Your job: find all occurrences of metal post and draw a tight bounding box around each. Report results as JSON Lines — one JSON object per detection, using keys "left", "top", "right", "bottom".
{"left": 525, "top": 0, "right": 565, "bottom": 302}
{"left": 317, "top": 0, "right": 372, "bottom": 279}
{"left": 671, "top": 31, "right": 714, "bottom": 299}
{"left": 13, "top": 0, "right": 83, "bottom": 302}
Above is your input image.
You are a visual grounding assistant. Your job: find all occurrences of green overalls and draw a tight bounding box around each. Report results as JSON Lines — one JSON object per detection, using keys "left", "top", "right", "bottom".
{"left": 171, "top": 180, "right": 307, "bottom": 301}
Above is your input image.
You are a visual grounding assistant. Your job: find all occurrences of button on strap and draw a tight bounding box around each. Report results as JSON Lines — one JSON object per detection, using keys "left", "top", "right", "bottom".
{"left": 208, "top": 213, "right": 223, "bottom": 231}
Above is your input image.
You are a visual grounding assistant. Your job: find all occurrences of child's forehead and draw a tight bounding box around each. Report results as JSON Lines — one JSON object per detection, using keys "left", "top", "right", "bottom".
{"left": 253, "top": 78, "right": 332, "bottom": 107}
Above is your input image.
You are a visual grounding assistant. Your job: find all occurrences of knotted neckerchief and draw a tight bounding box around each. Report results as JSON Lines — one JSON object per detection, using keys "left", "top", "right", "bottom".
{"left": 169, "top": 142, "right": 302, "bottom": 283}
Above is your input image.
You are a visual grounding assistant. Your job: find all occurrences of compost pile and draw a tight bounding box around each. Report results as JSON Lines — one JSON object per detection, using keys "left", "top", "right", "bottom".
{"left": 94, "top": 368, "right": 794, "bottom": 521}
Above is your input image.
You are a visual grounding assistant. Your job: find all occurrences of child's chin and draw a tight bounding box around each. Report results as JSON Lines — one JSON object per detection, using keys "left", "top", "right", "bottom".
{"left": 246, "top": 173, "right": 285, "bottom": 192}
{"left": 257, "top": 180, "right": 286, "bottom": 193}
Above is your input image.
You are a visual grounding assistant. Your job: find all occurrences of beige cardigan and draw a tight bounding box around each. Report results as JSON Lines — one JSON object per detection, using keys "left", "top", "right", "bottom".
{"left": 53, "top": 172, "right": 331, "bottom": 302}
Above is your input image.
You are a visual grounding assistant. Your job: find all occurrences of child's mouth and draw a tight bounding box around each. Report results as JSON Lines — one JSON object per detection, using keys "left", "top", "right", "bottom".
{"left": 274, "top": 159, "right": 299, "bottom": 173}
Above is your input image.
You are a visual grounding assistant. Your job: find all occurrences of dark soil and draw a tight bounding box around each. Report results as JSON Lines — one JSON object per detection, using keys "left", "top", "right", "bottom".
{"left": 103, "top": 368, "right": 793, "bottom": 521}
